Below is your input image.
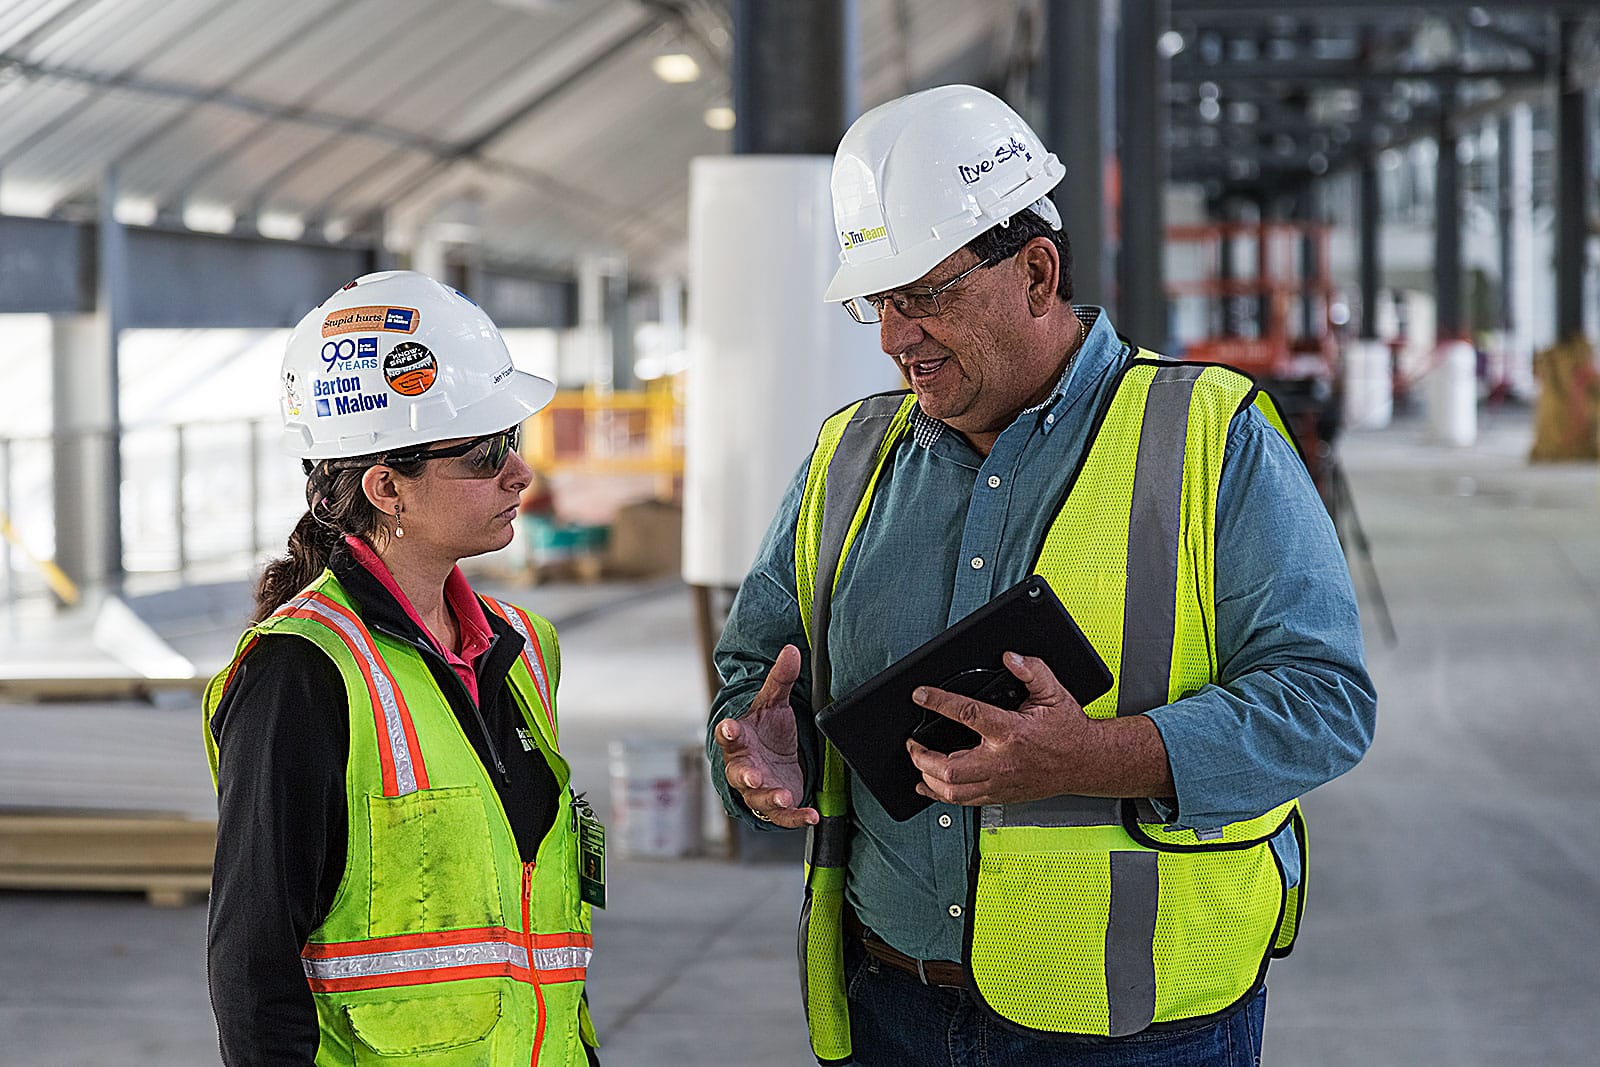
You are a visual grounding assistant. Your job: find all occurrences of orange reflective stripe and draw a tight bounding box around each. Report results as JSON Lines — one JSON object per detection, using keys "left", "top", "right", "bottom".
{"left": 483, "top": 597, "right": 556, "bottom": 735}
{"left": 300, "top": 924, "right": 592, "bottom": 994}
{"left": 275, "top": 591, "right": 429, "bottom": 796}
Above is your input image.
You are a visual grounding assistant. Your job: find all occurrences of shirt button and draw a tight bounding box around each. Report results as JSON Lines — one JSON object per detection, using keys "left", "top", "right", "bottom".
{"left": 948, "top": 904, "right": 963, "bottom": 918}
{"left": 987, "top": 475, "right": 1001, "bottom": 488}
{"left": 970, "top": 556, "right": 984, "bottom": 570}
{"left": 1045, "top": 413, "right": 1056, "bottom": 425}
{"left": 938, "top": 814, "right": 952, "bottom": 828}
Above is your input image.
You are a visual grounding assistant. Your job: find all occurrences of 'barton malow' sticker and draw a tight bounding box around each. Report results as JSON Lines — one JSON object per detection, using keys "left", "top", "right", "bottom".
{"left": 383, "top": 342, "right": 438, "bottom": 396}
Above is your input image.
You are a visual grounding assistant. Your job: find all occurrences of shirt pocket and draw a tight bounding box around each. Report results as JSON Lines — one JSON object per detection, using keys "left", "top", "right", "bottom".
{"left": 366, "top": 786, "right": 504, "bottom": 936}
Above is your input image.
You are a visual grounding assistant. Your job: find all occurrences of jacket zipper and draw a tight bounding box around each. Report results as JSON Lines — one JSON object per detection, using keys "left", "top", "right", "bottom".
{"left": 523, "top": 860, "right": 547, "bottom": 1066}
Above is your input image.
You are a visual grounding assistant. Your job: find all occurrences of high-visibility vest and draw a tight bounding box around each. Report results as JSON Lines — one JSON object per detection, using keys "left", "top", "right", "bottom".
{"left": 204, "top": 571, "right": 596, "bottom": 1066}
{"left": 793, "top": 356, "right": 1307, "bottom": 1063}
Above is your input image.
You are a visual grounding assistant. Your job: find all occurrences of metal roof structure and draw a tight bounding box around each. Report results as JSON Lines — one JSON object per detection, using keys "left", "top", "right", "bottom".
{"left": 0, "top": 0, "right": 1595, "bottom": 282}
{"left": 0, "top": 0, "right": 1002, "bottom": 278}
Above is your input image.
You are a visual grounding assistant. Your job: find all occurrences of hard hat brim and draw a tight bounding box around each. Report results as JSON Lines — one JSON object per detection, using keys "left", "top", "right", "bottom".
{"left": 822, "top": 241, "right": 954, "bottom": 304}
{"left": 285, "top": 369, "right": 556, "bottom": 459}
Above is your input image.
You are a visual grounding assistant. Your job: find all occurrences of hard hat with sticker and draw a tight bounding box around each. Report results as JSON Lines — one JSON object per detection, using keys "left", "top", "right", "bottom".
{"left": 279, "top": 270, "right": 555, "bottom": 460}
{"left": 824, "top": 84, "right": 1064, "bottom": 304}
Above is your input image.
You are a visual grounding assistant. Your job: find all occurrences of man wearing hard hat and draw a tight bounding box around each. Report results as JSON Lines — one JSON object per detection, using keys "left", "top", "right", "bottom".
{"left": 710, "top": 85, "right": 1375, "bottom": 1065}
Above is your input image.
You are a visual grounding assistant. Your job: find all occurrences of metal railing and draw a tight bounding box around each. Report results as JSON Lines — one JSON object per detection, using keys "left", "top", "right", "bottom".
{"left": 0, "top": 419, "right": 306, "bottom": 603}
{"left": 3, "top": 385, "right": 688, "bottom": 604}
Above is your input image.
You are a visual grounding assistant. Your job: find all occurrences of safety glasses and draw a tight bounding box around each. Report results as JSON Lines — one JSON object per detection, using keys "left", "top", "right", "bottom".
{"left": 384, "top": 425, "right": 522, "bottom": 479}
{"left": 841, "top": 255, "right": 998, "bottom": 324}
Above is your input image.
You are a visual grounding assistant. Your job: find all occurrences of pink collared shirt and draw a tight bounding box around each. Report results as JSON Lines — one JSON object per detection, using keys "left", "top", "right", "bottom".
{"left": 345, "top": 536, "right": 494, "bottom": 705}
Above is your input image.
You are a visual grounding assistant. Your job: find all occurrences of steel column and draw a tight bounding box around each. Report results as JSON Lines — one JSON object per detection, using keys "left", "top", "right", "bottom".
{"left": 1045, "top": 0, "right": 1114, "bottom": 307}
{"left": 1554, "top": 19, "right": 1590, "bottom": 343}
{"left": 1216, "top": 201, "right": 1237, "bottom": 337}
{"left": 50, "top": 168, "right": 127, "bottom": 595}
{"left": 1359, "top": 151, "right": 1382, "bottom": 341}
{"left": 1298, "top": 191, "right": 1317, "bottom": 340}
{"left": 1117, "top": 0, "right": 1171, "bottom": 347}
{"left": 732, "top": 0, "right": 857, "bottom": 155}
{"left": 1433, "top": 84, "right": 1463, "bottom": 342}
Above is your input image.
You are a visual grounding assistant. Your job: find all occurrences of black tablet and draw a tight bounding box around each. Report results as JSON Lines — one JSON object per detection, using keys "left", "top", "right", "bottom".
{"left": 814, "top": 575, "right": 1113, "bottom": 822}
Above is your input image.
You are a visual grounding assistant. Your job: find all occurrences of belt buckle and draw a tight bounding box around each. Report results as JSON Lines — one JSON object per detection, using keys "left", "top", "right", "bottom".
{"left": 916, "top": 957, "right": 930, "bottom": 985}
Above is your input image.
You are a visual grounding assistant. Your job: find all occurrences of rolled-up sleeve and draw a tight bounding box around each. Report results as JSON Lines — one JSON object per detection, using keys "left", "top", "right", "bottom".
{"left": 1146, "top": 409, "right": 1377, "bottom": 828}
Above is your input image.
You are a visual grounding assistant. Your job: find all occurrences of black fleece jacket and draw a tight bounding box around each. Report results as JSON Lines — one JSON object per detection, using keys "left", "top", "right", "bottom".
{"left": 206, "top": 543, "right": 566, "bottom": 1065}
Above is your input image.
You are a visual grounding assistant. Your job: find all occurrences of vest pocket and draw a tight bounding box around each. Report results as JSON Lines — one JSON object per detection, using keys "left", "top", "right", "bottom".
{"left": 969, "top": 823, "right": 1286, "bottom": 1036}
{"left": 366, "top": 787, "right": 504, "bottom": 936}
{"left": 346, "top": 991, "right": 502, "bottom": 1061}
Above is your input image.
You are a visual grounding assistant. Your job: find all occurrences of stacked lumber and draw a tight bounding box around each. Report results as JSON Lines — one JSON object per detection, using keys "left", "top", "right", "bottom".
{"left": 0, "top": 814, "right": 215, "bottom": 907}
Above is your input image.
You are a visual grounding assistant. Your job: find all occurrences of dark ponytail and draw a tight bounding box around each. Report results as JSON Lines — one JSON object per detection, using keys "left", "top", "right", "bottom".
{"left": 251, "top": 454, "right": 422, "bottom": 622}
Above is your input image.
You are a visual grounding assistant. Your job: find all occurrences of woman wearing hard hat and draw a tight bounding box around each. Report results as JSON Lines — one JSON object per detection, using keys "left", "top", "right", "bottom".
{"left": 204, "top": 271, "right": 602, "bottom": 1065}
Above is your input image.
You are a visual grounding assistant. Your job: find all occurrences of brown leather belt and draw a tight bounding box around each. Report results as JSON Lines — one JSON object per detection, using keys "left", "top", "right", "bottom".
{"left": 847, "top": 913, "right": 968, "bottom": 988}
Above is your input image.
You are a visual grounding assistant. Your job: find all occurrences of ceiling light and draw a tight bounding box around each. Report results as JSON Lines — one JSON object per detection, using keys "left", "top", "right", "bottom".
{"left": 183, "top": 202, "right": 235, "bottom": 234}
{"left": 652, "top": 53, "right": 700, "bottom": 84}
{"left": 258, "top": 211, "right": 306, "bottom": 241}
{"left": 704, "top": 106, "right": 735, "bottom": 131}
{"left": 114, "top": 197, "right": 158, "bottom": 227}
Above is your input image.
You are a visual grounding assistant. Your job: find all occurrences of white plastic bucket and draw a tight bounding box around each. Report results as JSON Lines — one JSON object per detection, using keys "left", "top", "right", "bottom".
{"left": 1427, "top": 340, "right": 1477, "bottom": 447}
{"left": 1342, "top": 339, "right": 1393, "bottom": 430}
{"left": 607, "top": 739, "right": 703, "bottom": 859}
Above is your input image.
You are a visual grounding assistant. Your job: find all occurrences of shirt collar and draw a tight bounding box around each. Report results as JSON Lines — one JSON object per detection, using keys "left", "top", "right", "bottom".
{"left": 909, "top": 306, "right": 1109, "bottom": 448}
{"left": 343, "top": 535, "right": 494, "bottom": 665}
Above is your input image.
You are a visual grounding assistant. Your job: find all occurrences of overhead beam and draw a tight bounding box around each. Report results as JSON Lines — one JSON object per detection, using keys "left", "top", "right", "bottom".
{"left": 1169, "top": 60, "right": 1547, "bottom": 85}
{"left": 1173, "top": 0, "right": 1597, "bottom": 15}
{"left": 0, "top": 213, "right": 587, "bottom": 327}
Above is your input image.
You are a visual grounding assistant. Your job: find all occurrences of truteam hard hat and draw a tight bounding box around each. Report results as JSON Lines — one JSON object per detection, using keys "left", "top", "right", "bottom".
{"left": 823, "top": 84, "right": 1065, "bottom": 304}
{"left": 279, "top": 270, "right": 555, "bottom": 460}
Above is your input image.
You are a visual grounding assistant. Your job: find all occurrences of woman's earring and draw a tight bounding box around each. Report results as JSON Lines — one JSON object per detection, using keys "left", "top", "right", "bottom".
{"left": 393, "top": 503, "right": 405, "bottom": 539}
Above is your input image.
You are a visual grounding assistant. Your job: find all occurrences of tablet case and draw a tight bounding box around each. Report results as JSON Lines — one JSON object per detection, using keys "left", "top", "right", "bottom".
{"left": 814, "top": 575, "right": 1113, "bottom": 822}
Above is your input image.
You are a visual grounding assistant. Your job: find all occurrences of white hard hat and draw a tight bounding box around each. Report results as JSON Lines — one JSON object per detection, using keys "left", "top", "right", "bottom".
{"left": 823, "top": 84, "right": 1065, "bottom": 303}
{"left": 279, "top": 270, "right": 555, "bottom": 459}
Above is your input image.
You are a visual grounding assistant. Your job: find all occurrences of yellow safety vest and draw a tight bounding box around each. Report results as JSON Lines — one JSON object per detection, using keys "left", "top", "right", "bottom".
{"left": 793, "top": 356, "right": 1307, "bottom": 1062}
{"left": 204, "top": 571, "right": 597, "bottom": 1065}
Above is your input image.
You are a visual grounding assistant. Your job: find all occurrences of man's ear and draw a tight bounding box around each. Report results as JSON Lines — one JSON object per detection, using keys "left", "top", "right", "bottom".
{"left": 361, "top": 464, "right": 398, "bottom": 513}
{"left": 1021, "top": 237, "right": 1059, "bottom": 317}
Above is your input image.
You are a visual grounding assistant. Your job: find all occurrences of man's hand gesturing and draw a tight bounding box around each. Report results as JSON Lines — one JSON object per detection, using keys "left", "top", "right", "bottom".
{"left": 714, "top": 644, "right": 819, "bottom": 828}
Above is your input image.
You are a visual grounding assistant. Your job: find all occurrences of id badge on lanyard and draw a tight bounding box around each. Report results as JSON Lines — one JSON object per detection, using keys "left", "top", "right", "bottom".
{"left": 571, "top": 792, "right": 606, "bottom": 909}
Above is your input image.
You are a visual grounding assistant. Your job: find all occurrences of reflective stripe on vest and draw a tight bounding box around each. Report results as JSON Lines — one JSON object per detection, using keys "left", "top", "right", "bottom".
{"left": 276, "top": 589, "right": 429, "bottom": 797}
{"left": 482, "top": 596, "right": 557, "bottom": 738}
{"left": 794, "top": 392, "right": 914, "bottom": 1067}
{"left": 302, "top": 928, "right": 594, "bottom": 993}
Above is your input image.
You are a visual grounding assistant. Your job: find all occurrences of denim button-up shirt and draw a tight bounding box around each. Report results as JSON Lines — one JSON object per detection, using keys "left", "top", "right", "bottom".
{"left": 709, "top": 308, "right": 1376, "bottom": 962}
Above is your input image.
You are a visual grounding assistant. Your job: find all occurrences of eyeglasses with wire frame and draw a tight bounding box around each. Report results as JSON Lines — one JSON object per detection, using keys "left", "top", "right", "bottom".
{"left": 383, "top": 425, "right": 522, "bottom": 479}
{"left": 841, "top": 255, "right": 997, "bottom": 324}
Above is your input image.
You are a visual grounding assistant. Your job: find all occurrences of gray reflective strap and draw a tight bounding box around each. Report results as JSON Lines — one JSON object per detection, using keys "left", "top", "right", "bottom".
{"left": 985, "top": 795, "right": 1121, "bottom": 828}
{"left": 1105, "top": 850, "right": 1159, "bottom": 1036}
{"left": 811, "top": 395, "right": 907, "bottom": 705}
{"left": 1117, "top": 364, "right": 1205, "bottom": 717}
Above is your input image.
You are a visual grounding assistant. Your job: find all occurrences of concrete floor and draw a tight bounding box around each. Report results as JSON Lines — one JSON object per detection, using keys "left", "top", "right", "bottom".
{"left": 2, "top": 406, "right": 1597, "bottom": 1065}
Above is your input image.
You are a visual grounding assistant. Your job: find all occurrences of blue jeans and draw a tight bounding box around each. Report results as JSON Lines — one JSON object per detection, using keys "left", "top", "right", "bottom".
{"left": 844, "top": 937, "right": 1266, "bottom": 1067}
